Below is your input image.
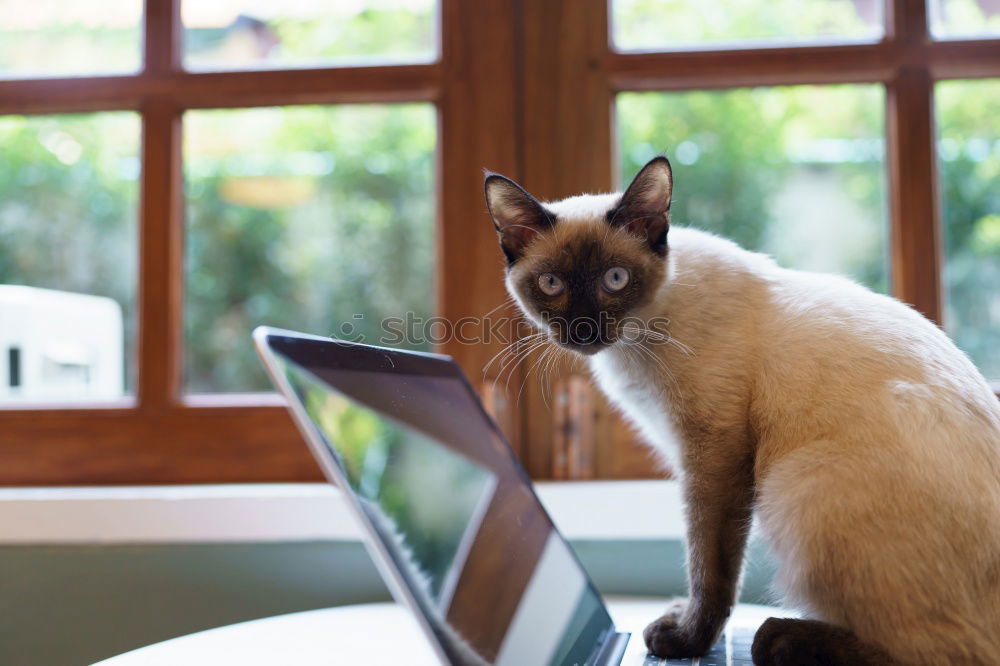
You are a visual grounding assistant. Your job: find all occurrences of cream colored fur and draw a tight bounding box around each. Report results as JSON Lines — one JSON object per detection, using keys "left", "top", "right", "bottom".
{"left": 530, "top": 193, "right": 1000, "bottom": 664}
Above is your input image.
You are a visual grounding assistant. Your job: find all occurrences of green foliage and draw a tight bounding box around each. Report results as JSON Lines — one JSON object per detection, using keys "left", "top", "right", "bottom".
{"left": 185, "top": 5, "right": 435, "bottom": 69}
{"left": 272, "top": 8, "right": 434, "bottom": 61}
{"left": 614, "top": 0, "right": 879, "bottom": 49}
{"left": 0, "top": 25, "right": 139, "bottom": 76}
{"left": 932, "top": 0, "right": 1000, "bottom": 35}
{"left": 0, "top": 113, "right": 139, "bottom": 390}
{"left": 618, "top": 85, "right": 888, "bottom": 292}
{"left": 936, "top": 80, "right": 1000, "bottom": 379}
{"left": 184, "top": 104, "right": 436, "bottom": 392}
{"left": 619, "top": 89, "right": 780, "bottom": 251}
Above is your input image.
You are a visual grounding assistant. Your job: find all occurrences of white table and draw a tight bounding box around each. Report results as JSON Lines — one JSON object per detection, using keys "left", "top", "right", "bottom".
{"left": 95, "top": 598, "right": 780, "bottom": 665}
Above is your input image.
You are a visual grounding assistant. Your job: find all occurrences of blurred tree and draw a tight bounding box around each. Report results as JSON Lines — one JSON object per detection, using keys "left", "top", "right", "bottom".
{"left": 618, "top": 85, "right": 888, "bottom": 291}
{"left": 613, "top": 0, "right": 880, "bottom": 49}
{"left": 0, "top": 113, "right": 139, "bottom": 390}
{"left": 937, "top": 79, "right": 1000, "bottom": 379}
{"left": 184, "top": 104, "right": 436, "bottom": 392}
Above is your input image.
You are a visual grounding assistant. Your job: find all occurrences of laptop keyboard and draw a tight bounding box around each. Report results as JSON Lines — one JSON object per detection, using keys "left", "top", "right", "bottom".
{"left": 642, "top": 627, "right": 755, "bottom": 666}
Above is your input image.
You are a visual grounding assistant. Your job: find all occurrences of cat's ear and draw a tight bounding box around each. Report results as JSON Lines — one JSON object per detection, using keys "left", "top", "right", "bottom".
{"left": 484, "top": 171, "right": 556, "bottom": 266}
{"left": 608, "top": 155, "right": 672, "bottom": 256}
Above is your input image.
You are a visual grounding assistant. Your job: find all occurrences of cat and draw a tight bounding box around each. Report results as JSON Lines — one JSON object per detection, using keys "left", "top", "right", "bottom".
{"left": 483, "top": 156, "right": 1000, "bottom": 665}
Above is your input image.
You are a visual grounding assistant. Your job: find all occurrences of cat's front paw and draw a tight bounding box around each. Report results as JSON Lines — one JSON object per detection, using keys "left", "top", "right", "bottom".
{"left": 751, "top": 617, "right": 823, "bottom": 666}
{"left": 642, "top": 598, "right": 713, "bottom": 658}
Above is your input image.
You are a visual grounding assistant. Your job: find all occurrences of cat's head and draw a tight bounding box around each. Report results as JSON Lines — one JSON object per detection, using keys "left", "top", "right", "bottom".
{"left": 484, "top": 156, "right": 672, "bottom": 356}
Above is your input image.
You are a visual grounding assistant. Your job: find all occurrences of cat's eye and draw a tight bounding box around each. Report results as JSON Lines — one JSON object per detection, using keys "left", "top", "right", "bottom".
{"left": 537, "top": 273, "right": 564, "bottom": 296}
{"left": 602, "top": 267, "right": 630, "bottom": 292}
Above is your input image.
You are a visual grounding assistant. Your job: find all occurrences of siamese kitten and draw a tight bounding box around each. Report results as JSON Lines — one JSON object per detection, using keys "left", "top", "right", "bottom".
{"left": 483, "top": 156, "right": 1000, "bottom": 665}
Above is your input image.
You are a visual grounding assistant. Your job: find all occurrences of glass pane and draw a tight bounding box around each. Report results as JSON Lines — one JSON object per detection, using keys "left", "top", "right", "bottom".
{"left": 0, "top": 113, "right": 139, "bottom": 403}
{"left": 937, "top": 79, "right": 1000, "bottom": 381}
{"left": 184, "top": 104, "right": 436, "bottom": 393}
{"left": 182, "top": 0, "right": 437, "bottom": 71}
{"left": 0, "top": 0, "right": 141, "bottom": 78}
{"left": 930, "top": 0, "right": 1000, "bottom": 39}
{"left": 612, "top": 0, "right": 883, "bottom": 51}
{"left": 617, "top": 85, "right": 888, "bottom": 292}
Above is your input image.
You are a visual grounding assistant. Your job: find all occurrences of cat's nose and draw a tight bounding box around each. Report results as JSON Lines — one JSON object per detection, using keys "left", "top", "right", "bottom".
{"left": 568, "top": 318, "right": 602, "bottom": 346}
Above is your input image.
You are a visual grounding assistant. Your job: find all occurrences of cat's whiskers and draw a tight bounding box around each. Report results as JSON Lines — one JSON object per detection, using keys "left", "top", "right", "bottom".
{"left": 540, "top": 345, "right": 563, "bottom": 409}
{"left": 482, "top": 332, "right": 547, "bottom": 377}
{"left": 667, "top": 336, "right": 695, "bottom": 357}
{"left": 500, "top": 337, "right": 551, "bottom": 394}
{"left": 486, "top": 336, "right": 548, "bottom": 395}
{"left": 477, "top": 294, "right": 518, "bottom": 321}
{"left": 486, "top": 331, "right": 546, "bottom": 365}
{"left": 494, "top": 331, "right": 547, "bottom": 364}
{"left": 481, "top": 340, "right": 521, "bottom": 377}
{"left": 536, "top": 345, "right": 555, "bottom": 409}
{"left": 616, "top": 326, "right": 680, "bottom": 389}
{"left": 515, "top": 343, "right": 556, "bottom": 405}
{"left": 540, "top": 342, "right": 571, "bottom": 408}
{"left": 633, "top": 339, "right": 679, "bottom": 391}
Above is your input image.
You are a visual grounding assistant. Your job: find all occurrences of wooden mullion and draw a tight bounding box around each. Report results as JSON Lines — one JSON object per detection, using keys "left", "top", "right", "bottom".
{"left": 885, "top": 0, "right": 942, "bottom": 324}
{"left": 0, "top": 77, "right": 145, "bottom": 115}
{"left": 887, "top": 0, "right": 928, "bottom": 46}
{"left": 436, "top": 0, "right": 521, "bottom": 453}
{"left": 164, "top": 66, "right": 442, "bottom": 109}
{"left": 144, "top": 0, "right": 182, "bottom": 75}
{"left": 0, "top": 42, "right": 993, "bottom": 118}
{"left": 135, "top": 0, "right": 184, "bottom": 414}
{"left": 610, "top": 29, "right": 1000, "bottom": 93}
{"left": 610, "top": 42, "right": 896, "bottom": 91}
{"left": 886, "top": 65, "right": 942, "bottom": 323}
{"left": 928, "top": 40, "right": 1000, "bottom": 80}
{"left": 137, "top": 101, "right": 183, "bottom": 410}
{"left": 0, "top": 65, "right": 442, "bottom": 115}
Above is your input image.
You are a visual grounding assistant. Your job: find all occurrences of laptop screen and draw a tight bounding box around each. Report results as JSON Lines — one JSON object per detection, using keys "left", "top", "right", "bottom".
{"left": 259, "top": 331, "right": 615, "bottom": 666}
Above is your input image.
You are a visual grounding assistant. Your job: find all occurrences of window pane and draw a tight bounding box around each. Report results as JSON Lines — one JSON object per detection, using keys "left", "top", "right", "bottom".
{"left": 182, "top": 0, "right": 437, "bottom": 71}
{"left": 617, "top": 85, "right": 888, "bottom": 292}
{"left": 184, "top": 104, "right": 436, "bottom": 393}
{"left": 0, "top": 113, "right": 139, "bottom": 403}
{"left": 937, "top": 80, "right": 1000, "bottom": 381}
{"left": 612, "top": 0, "right": 883, "bottom": 51}
{"left": 930, "top": 0, "right": 1000, "bottom": 39}
{"left": 0, "top": 0, "right": 141, "bottom": 78}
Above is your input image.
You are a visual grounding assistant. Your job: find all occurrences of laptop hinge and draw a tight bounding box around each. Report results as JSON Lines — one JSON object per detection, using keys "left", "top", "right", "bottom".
{"left": 590, "top": 631, "right": 630, "bottom": 666}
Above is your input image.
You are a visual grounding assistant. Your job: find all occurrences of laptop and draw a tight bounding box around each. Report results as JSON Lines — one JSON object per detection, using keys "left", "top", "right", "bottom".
{"left": 254, "top": 326, "right": 764, "bottom": 665}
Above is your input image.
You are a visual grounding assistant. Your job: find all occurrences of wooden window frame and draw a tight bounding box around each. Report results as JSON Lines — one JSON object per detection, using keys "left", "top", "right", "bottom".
{"left": 0, "top": 0, "right": 998, "bottom": 485}
{"left": 0, "top": 0, "right": 518, "bottom": 484}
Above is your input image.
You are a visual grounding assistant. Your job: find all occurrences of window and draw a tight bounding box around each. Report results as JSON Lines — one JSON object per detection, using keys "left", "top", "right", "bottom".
{"left": 929, "top": 0, "right": 1000, "bottom": 38}
{"left": 0, "top": 0, "right": 142, "bottom": 78}
{"left": 937, "top": 78, "right": 1000, "bottom": 380}
{"left": 618, "top": 85, "right": 888, "bottom": 292}
{"left": 0, "top": 0, "right": 517, "bottom": 484}
{"left": 1, "top": 1, "right": 998, "bottom": 484}
{"left": 183, "top": 104, "right": 436, "bottom": 393}
{"left": 612, "top": 0, "right": 884, "bottom": 50}
{"left": 181, "top": 0, "right": 438, "bottom": 70}
{"left": 0, "top": 113, "right": 140, "bottom": 403}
